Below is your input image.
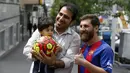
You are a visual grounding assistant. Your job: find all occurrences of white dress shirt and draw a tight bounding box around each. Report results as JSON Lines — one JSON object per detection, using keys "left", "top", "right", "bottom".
{"left": 23, "top": 27, "right": 81, "bottom": 73}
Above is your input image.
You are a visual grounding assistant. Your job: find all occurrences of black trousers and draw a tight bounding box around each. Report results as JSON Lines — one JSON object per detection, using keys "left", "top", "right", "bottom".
{"left": 33, "top": 60, "right": 54, "bottom": 73}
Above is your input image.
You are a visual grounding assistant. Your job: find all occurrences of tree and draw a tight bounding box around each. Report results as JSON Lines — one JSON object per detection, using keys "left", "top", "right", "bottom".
{"left": 50, "top": 0, "right": 130, "bottom": 23}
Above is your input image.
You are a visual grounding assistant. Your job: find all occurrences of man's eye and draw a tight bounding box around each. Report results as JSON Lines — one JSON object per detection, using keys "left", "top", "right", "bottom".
{"left": 84, "top": 25, "right": 88, "bottom": 28}
{"left": 59, "top": 13, "right": 63, "bottom": 16}
{"left": 80, "top": 25, "right": 82, "bottom": 28}
{"left": 64, "top": 15, "right": 69, "bottom": 19}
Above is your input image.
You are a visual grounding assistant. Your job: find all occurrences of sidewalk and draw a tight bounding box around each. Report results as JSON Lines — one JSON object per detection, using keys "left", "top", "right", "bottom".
{"left": 0, "top": 38, "right": 32, "bottom": 73}
{"left": 113, "top": 62, "right": 130, "bottom": 73}
{"left": 0, "top": 38, "right": 130, "bottom": 73}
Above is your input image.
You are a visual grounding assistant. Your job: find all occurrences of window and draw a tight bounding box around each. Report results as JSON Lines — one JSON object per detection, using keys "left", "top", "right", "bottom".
{"left": 17, "top": 0, "right": 19, "bottom": 2}
{"left": 0, "top": 0, "right": 6, "bottom": 2}
{"left": 33, "top": 6, "right": 38, "bottom": 11}
{"left": 0, "top": 31, "right": 5, "bottom": 50}
{"left": 9, "top": 0, "right": 14, "bottom": 3}
{"left": 9, "top": 26, "right": 13, "bottom": 45}
{"left": 16, "top": 23, "right": 19, "bottom": 42}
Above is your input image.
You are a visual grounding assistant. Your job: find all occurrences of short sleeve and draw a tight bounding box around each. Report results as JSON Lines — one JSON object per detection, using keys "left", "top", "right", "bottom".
{"left": 100, "top": 47, "right": 114, "bottom": 73}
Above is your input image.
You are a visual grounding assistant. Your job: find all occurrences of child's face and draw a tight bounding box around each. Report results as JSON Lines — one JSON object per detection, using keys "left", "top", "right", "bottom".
{"left": 40, "top": 25, "right": 54, "bottom": 37}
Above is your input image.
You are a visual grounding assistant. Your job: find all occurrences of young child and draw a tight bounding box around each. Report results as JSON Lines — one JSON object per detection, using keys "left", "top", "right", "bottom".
{"left": 32, "top": 17, "right": 60, "bottom": 73}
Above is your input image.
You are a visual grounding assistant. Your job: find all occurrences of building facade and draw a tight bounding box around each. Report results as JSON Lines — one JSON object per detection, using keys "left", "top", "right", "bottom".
{"left": 0, "top": 0, "right": 22, "bottom": 58}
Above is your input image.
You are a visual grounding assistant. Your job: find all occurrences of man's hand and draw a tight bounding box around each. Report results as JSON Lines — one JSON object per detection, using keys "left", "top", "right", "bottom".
{"left": 74, "top": 54, "right": 86, "bottom": 66}
{"left": 31, "top": 50, "right": 57, "bottom": 66}
{"left": 31, "top": 50, "right": 41, "bottom": 60}
{"left": 39, "top": 50, "right": 56, "bottom": 66}
{"left": 55, "top": 46, "right": 62, "bottom": 55}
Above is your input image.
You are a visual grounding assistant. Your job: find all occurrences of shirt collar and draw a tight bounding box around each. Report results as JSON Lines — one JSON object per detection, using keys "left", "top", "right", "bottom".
{"left": 54, "top": 25, "right": 72, "bottom": 35}
{"left": 63, "top": 27, "right": 72, "bottom": 34}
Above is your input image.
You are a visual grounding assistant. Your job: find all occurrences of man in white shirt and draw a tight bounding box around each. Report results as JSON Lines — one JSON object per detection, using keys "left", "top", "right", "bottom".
{"left": 23, "top": 3, "right": 81, "bottom": 73}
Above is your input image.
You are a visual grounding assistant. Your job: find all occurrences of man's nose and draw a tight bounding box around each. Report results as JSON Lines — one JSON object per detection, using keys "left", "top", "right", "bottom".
{"left": 59, "top": 16, "right": 64, "bottom": 21}
{"left": 80, "top": 27, "right": 85, "bottom": 31}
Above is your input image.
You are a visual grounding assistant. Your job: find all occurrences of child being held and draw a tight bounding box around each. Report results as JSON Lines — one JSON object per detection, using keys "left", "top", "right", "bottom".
{"left": 31, "top": 17, "right": 61, "bottom": 73}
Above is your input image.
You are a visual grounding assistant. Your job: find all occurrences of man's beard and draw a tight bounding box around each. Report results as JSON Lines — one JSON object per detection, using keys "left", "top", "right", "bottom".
{"left": 80, "top": 29, "right": 94, "bottom": 42}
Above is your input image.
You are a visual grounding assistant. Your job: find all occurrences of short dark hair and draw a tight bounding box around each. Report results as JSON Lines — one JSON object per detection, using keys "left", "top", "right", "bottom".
{"left": 80, "top": 14, "right": 100, "bottom": 27}
{"left": 38, "top": 17, "right": 54, "bottom": 32}
{"left": 59, "top": 2, "right": 78, "bottom": 21}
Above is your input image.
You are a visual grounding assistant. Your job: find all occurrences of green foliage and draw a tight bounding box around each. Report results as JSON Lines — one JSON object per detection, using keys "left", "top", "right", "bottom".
{"left": 112, "top": 0, "right": 130, "bottom": 18}
{"left": 50, "top": 0, "right": 130, "bottom": 23}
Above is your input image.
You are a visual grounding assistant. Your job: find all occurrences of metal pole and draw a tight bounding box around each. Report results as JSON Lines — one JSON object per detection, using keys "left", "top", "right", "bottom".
{"left": 111, "top": 4, "right": 117, "bottom": 52}
{"left": 111, "top": 4, "right": 118, "bottom": 65}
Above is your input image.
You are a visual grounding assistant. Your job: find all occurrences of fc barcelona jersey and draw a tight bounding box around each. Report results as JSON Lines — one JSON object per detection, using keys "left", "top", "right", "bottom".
{"left": 79, "top": 40, "right": 114, "bottom": 73}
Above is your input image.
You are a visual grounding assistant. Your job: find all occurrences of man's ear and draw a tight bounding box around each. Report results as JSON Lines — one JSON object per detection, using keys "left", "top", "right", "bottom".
{"left": 95, "top": 26, "right": 99, "bottom": 32}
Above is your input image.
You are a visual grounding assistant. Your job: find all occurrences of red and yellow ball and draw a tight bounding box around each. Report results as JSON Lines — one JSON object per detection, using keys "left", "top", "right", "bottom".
{"left": 33, "top": 36, "right": 57, "bottom": 56}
